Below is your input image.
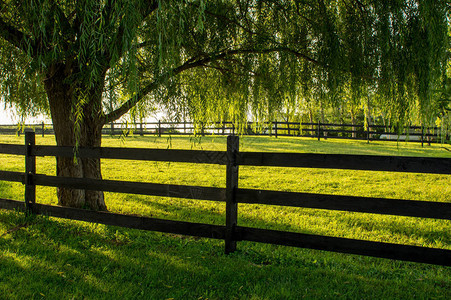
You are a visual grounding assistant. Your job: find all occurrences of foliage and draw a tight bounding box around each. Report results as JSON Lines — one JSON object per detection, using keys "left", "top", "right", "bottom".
{"left": 0, "top": 0, "right": 449, "bottom": 128}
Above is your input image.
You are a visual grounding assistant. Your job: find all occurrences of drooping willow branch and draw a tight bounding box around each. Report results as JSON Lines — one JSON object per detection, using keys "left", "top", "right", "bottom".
{"left": 103, "top": 46, "right": 322, "bottom": 124}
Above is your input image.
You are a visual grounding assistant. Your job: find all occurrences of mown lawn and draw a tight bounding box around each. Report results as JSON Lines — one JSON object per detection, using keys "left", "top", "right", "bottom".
{"left": 0, "top": 134, "right": 450, "bottom": 299}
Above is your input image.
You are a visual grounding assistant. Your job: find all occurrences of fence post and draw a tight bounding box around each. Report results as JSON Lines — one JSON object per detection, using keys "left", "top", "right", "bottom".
{"left": 225, "top": 135, "right": 239, "bottom": 254}
{"left": 421, "top": 126, "right": 424, "bottom": 147}
{"left": 139, "top": 122, "right": 143, "bottom": 136}
{"left": 158, "top": 120, "right": 161, "bottom": 137}
{"left": 275, "top": 120, "right": 278, "bottom": 138}
{"left": 41, "top": 122, "right": 45, "bottom": 137}
{"left": 25, "top": 131, "right": 36, "bottom": 214}
{"left": 110, "top": 122, "right": 114, "bottom": 135}
{"left": 317, "top": 120, "right": 321, "bottom": 141}
{"left": 366, "top": 119, "right": 370, "bottom": 144}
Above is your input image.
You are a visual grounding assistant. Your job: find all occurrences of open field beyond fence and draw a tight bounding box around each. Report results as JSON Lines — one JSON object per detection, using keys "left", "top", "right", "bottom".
{"left": 0, "top": 135, "right": 450, "bottom": 299}
{"left": 1, "top": 121, "right": 449, "bottom": 145}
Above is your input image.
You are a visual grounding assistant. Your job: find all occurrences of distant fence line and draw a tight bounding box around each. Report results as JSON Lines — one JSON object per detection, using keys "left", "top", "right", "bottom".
{"left": 0, "top": 121, "right": 448, "bottom": 145}
{"left": 0, "top": 132, "right": 450, "bottom": 266}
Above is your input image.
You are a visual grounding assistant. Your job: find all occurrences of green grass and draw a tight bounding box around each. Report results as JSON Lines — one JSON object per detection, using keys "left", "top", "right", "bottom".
{"left": 0, "top": 134, "right": 450, "bottom": 299}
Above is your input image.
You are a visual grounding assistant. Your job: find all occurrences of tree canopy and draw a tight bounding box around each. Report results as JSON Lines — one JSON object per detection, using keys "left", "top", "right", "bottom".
{"left": 0, "top": 0, "right": 449, "bottom": 209}
{"left": 0, "top": 0, "right": 448, "bottom": 125}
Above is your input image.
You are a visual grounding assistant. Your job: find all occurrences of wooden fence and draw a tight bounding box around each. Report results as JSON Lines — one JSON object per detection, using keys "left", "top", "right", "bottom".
{"left": 0, "top": 121, "right": 447, "bottom": 145}
{"left": 0, "top": 132, "right": 450, "bottom": 266}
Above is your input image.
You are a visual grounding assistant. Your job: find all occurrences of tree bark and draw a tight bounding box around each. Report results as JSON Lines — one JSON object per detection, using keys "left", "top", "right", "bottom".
{"left": 43, "top": 64, "right": 107, "bottom": 211}
{"left": 79, "top": 103, "right": 106, "bottom": 211}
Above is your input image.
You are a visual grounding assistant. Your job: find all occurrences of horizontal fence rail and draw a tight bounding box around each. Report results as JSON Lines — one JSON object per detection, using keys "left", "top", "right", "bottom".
{"left": 32, "top": 145, "right": 227, "bottom": 164}
{"left": 2, "top": 144, "right": 449, "bottom": 174}
{"left": 0, "top": 197, "right": 448, "bottom": 266}
{"left": 0, "top": 170, "right": 24, "bottom": 182}
{"left": 0, "top": 132, "right": 450, "bottom": 266}
{"left": 238, "top": 152, "right": 451, "bottom": 174}
{"left": 236, "top": 189, "right": 451, "bottom": 220}
{"left": 0, "top": 121, "right": 448, "bottom": 144}
{"left": 32, "top": 174, "right": 226, "bottom": 202}
{"left": 236, "top": 227, "right": 451, "bottom": 266}
{"left": 0, "top": 143, "right": 25, "bottom": 155}
{"left": 0, "top": 144, "right": 227, "bottom": 164}
{"left": 0, "top": 199, "right": 226, "bottom": 240}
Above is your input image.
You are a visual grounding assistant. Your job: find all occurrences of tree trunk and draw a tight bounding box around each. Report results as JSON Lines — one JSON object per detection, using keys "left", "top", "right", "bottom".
{"left": 80, "top": 113, "right": 106, "bottom": 211}
{"left": 43, "top": 64, "right": 107, "bottom": 211}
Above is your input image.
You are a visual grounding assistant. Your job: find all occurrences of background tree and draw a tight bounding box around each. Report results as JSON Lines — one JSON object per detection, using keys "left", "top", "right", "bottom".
{"left": 0, "top": 0, "right": 449, "bottom": 210}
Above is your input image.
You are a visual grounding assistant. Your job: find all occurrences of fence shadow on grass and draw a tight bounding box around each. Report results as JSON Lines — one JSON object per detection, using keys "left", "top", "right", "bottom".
{"left": 0, "top": 213, "right": 450, "bottom": 299}
{"left": 106, "top": 191, "right": 451, "bottom": 252}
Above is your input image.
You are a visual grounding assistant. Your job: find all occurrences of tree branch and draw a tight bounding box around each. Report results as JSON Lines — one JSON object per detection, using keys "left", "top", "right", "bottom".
{"left": 137, "top": 40, "right": 156, "bottom": 49}
{"left": 190, "top": 2, "right": 257, "bottom": 36}
{"left": 140, "top": 0, "right": 160, "bottom": 18}
{"left": 45, "top": 0, "right": 76, "bottom": 54}
{"left": 49, "top": 0, "right": 74, "bottom": 37}
{"left": 1, "top": 0, "right": 76, "bottom": 56}
{"left": 104, "top": 61, "right": 196, "bottom": 124}
{"left": 105, "top": 0, "right": 159, "bottom": 67}
{"left": 104, "top": 46, "right": 321, "bottom": 124}
{"left": 0, "top": 15, "right": 30, "bottom": 53}
{"left": 200, "top": 63, "right": 258, "bottom": 77}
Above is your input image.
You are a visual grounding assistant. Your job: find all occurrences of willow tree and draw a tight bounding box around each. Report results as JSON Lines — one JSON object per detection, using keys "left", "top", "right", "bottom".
{"left": 0, "top": 0, "right": 448, "bottom": 210}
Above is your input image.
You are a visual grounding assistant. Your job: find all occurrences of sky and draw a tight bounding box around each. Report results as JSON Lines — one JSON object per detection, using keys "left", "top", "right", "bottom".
{"left": 0, "top": 106, "right": 50, "bottom": 125}
{"left": 0, "top": 107, "right": 16, "bottom": 124}
{"left": 1, "top": 104, "right": 163, "bottom": 125}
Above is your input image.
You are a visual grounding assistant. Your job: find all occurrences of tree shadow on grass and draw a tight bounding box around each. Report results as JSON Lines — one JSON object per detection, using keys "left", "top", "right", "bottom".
{"left": 108, "top": 191, "right": 451, "bottom": 250}
{"left": 1, "top": 178, "right": 450, "bottom": 299}
{"left": 0, "top": 205, "right": 450, "bottom": 300}
{"left": 0, "top": 211, "right": 451, "bottom": 299}
{"left": 0, "top": 180, "right": 24, "bottom": 202}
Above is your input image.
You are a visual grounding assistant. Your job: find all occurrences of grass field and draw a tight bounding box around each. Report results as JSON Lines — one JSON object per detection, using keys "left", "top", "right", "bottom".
{"left": 0, "top": 134, "right": 450, "bottom": 299}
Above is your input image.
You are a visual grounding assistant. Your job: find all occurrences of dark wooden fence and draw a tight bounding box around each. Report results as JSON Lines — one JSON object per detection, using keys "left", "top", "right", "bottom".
{"left": 0, "top": 132, "right": 450, "bottom": 266}
{"left": 0, "top": 121, "right": 447, "bottom": 144}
